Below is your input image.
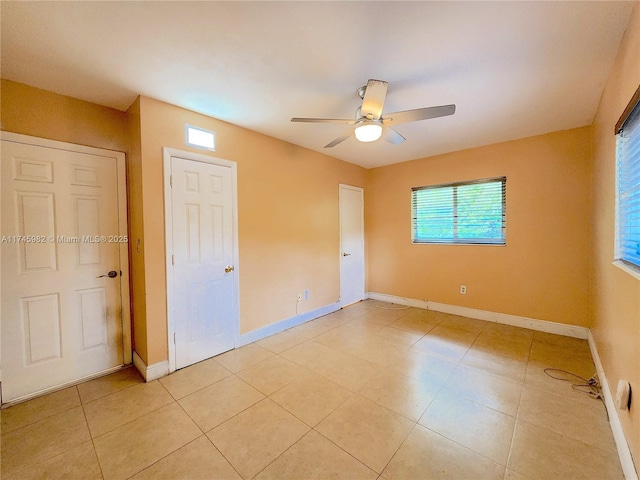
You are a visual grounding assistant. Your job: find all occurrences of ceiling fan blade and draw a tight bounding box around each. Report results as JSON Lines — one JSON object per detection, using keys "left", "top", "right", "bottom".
{"left": 291, "top": 117, "right": 355, "bottom": 124}
{"left": 383, "top": 127, "right": 405, "bottom": 145}
{"left": 383, "top": 104, "right": 456, "bottom": 126}
{"left": 361, "top": 79, "right": 388, "bottom": 120}
{"left": 324, "top": 130, "right": 353, "bottom": 148}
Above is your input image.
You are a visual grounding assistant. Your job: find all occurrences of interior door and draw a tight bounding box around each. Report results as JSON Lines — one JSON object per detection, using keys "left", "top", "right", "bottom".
{"left": 339, "top": 184, "right": 365, "bottom": 307}
{"left": 170, "top": 156, "right": 236, "bottom": 369}
{"left": 1, "top": 138, "right": 125, "bottom": 403}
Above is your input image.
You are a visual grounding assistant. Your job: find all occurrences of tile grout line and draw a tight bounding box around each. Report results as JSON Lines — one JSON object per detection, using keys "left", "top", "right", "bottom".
{"left": 193, "top": 374, "right": 266, "bottom": 430}
{"left": 163, "top": 378, "right": 248, "bottom": 479}
{"left": 158, "top": 364, "right": 234, "bottom": 402}
{"left": 248, "top": 428, "right": 315, "bottom": 479}
{"left": 415, "top": 321, "right": 521, "bottom": 474}
{"left": 84, "top": 385, "right": 176, "bottom": 440}
{"left": 203, "top": 433, "right": 245, "bottom": 480}
{"left": 4, "top": 386, "right": 98, "bottom": 479}
{"left": 79, "top": 366, "right": 145, "bottom": 406}
{"left": 310, "top": 426, "right": 383, "bottom": 477}
{"left": 504, "top": 361, "right": 527, "bottom": 476}
{"left": 376, "top": 418, "right": 421, "bottom": 477}
{"left": 421, "top": 424, "right": 510, "bottom": 473}
{"left": 1, "top": 386, "right": 85, "bottom": 435}
{"left": 79, "top": 385, "right": 107, "bottom": 480}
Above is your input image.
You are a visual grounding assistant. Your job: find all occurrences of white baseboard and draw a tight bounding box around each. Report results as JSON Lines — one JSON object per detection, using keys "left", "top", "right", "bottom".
{"left": 134, "top": 303, "right": 340, "bottom": 380}
{"left": 237, "top": 302, "right": 341, "bottom": 347}
{"left": 133, "top": 350, "right": 170, "bottom": 382}
{"left": 367, "top": 292, "right": 589, "bottom": 339}
{"left": 587, "top": 331, "right": 638, "bottom": 480}
{"left": 367, "top": 292, "right": 431, "bottom": 310}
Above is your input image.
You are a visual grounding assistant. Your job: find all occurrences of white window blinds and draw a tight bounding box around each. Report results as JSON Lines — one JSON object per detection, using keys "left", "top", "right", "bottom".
{"left": 411, "top": 177, "right": 506, "bottom": 245}
{"left": 616, "top": 92, "right": 640, "bottom": 269}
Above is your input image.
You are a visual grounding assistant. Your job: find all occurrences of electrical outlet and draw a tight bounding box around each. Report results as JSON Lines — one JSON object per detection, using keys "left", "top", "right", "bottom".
{"left": 297, "top": 293, "right": 302, "bottom": 302}
{"left": 304, "top": 289, "right": 309, "bottom": 300}
{"left": 460, "top": 285, "right": 467, "bottom": 295}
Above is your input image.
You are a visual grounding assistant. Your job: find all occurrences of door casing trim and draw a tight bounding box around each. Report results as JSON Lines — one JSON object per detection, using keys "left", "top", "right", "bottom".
{"left": 162, "top": 147, "right": 240, "bottom": 373}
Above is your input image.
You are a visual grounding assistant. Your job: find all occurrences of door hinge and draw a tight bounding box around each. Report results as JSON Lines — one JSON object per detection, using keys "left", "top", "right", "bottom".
{"left": 172, "top": 254, "right": 175, "bottom": 265}
{"left": 173, "top": 333, "right": 176, "bottom": 344}
{"left": 170, "top": 175, "right": 173, "bottom": 187}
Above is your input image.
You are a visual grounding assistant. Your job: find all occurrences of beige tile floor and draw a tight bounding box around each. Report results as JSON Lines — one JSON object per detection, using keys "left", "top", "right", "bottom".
{"left": 0, "top": 301, "right": 624, "bottom": 480}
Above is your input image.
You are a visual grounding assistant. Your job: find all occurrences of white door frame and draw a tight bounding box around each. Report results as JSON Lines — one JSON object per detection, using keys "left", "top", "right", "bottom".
{"left": 0, "top": 131, "right": 132, "bottom": 389}
{"left": 163, "top": 147, "right": 240, "bottom": 373}
{"left": 339, "top": 184, "right": 365, "bottom": 307}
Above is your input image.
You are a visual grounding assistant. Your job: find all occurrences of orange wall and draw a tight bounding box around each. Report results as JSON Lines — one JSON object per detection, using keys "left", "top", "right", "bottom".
{"left": 591, "top": 1, "right": 640, "bottom": 462}
{"left": 0, "top": 79, "right": 128, "bottom": 152}
{"left": 0, "top": 83, "right": 366, "bottom": 366}
{"left": 137, "top": 96, "right": 366, "bottom": 364}
{"left": 366, "top": 127, "right": 593, "bottom": 327}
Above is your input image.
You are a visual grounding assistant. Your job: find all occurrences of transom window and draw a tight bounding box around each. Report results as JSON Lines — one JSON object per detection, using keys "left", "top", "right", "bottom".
{"left": 411, "top": 177, "right": 506, "bottom": 245}
{"left": 185, "top": 124, "right": 215, "bottom": 151}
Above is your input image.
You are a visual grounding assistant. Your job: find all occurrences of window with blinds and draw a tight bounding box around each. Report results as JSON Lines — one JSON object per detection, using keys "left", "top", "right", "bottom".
{"left": 616, "top": 88, "right": 640, "bottom": 270}
{"left": 412, "top": 177, "right": 506, "bottom": 245}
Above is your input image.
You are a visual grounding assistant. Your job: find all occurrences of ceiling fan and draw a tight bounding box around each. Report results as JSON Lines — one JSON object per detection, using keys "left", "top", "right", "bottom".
{"left": 291, "top": 79, "right": 455, "bottom": 148}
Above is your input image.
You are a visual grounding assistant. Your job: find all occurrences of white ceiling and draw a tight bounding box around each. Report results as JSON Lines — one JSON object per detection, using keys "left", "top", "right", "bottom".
{"left": 1, "top": 1, "right": 635, "bottom": 168}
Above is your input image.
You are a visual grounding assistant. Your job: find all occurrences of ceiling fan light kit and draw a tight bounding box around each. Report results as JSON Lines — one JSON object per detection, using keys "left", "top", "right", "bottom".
{"left": 291, "top": 79, "right": 456, "bottom": 148}
{"left": 354, "top": 121, "right": 382, "bottom": 142}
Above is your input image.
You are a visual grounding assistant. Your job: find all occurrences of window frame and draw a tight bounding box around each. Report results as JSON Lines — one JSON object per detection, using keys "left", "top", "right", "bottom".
{"left": 185, "top": 124, "right": 216, "bottom": 151}
{"left": 614, "top": 84, "right": 640, "bottom": 280}
{"left": 411, "top": 176, "right": 507, "bottom": 246}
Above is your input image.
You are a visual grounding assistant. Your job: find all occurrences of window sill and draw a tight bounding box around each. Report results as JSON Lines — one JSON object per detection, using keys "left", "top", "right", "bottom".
{"left": 613, "top": 260, "right": 640, "bottom": 281}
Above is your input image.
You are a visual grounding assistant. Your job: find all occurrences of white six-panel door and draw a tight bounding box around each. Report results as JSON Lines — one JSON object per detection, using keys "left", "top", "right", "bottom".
{"left": 339, "top": 184, "right": 365, "bottom": 307}
{"left": 167, "top": 153, "right": 237, "bottom": 370}
{"left": 1, "top": 135, "right": 128, "bottom": 403}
